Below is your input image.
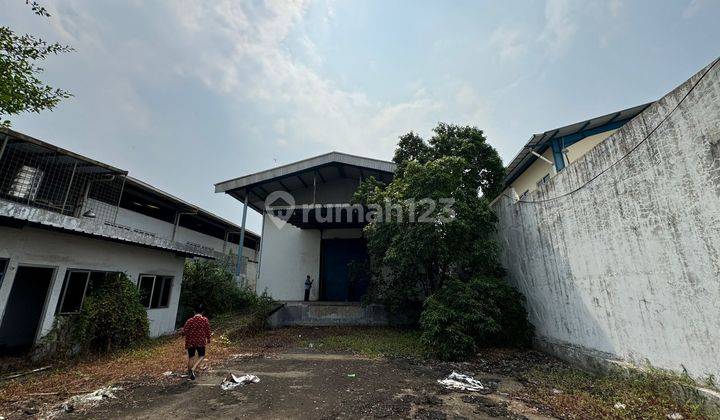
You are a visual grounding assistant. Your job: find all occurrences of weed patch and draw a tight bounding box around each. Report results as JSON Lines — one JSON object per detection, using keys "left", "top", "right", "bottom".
{"left": 517, "top": 365, "right": 708, "bottom": 419}
{"left": 304, "top": 328, "right": 425, "bottom": 359}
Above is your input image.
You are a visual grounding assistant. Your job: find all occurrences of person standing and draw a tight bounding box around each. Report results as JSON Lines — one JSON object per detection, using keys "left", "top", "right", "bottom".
{"left": 183, "top": 305, "right": 211, "bottom": 380}
{"left": 304, "top": 275, "right": 313, "bottom": 301}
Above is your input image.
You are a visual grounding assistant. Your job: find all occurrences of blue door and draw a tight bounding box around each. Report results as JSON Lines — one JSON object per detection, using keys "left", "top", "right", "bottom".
{"left": 321, "top": 239, "right": 369, "bottom": 301}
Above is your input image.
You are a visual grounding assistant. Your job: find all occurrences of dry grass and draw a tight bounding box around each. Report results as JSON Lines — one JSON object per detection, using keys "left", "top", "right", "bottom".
{"left": 0, "top": 313, "right": 297, "bottom": 418}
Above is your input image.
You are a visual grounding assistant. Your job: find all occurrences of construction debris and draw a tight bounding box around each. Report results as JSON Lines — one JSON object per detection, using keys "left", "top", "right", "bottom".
{"left": 437, "top": 372, "right": 485, "bottom": 392}
{"left": 220, "top": 374, "right": 260, "bottom": 391}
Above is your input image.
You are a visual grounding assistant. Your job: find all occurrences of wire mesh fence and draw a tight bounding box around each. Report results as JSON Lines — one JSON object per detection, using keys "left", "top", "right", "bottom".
{"left": 0, "top": 134, "right": 127, "bottom": 225}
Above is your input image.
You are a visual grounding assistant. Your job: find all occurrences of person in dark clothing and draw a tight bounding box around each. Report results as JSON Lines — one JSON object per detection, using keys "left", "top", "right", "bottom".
{"left": 304, "top": 275, "right": 313, "bottom": 301}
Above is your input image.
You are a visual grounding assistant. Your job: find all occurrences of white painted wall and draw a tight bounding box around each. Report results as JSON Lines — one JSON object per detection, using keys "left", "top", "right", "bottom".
{"left": 492, "top": 60, "right": 720, "bottom": 382}
{"left": 0, "top": 226, "right": 185, "bottom": 338}
{"left": 112, "top": 205, "right": 256, "bottom": 260}
{"left": 257, "top": 212, "right": 320, "bottom": 301}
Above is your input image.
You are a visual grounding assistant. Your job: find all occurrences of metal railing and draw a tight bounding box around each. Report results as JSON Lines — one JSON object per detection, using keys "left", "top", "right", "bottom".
{"left": 0, "top": 133, "right": 126, "bottom": 224}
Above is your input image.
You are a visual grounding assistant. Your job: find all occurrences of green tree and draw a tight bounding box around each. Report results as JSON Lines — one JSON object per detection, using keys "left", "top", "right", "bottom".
{"left": 0, "top": 1, "right": 72, "bottom": 127}
{"left": 355, "top": 123, "right": 531, "bottom": 358}
{"left": 354, "top": 123, "right": 506, "bottom": 313}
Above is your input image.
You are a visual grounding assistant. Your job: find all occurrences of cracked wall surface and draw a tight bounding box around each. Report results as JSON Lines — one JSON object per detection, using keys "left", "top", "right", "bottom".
{"left": 492, "top": 58, "right": 720, "bottom": 381}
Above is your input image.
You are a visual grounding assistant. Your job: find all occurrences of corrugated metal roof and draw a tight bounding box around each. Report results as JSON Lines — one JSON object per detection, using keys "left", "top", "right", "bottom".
{"left": 504, "top": 102, "right": 654, "bottom": 186}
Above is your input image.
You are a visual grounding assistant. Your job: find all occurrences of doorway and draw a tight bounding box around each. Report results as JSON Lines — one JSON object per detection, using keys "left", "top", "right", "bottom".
{"left": 0, "top": 266, "right": 54, "bottom": 354}
{"left": 320, "top": 238, "right": 369, "bottom": 302}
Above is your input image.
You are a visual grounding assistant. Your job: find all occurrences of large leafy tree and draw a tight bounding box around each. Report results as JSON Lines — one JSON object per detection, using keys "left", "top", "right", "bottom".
{"left": 0, "top": 1, "right": 72, "bottom": 127}
{"left": 354, "top": 123, "right": 506, "bottom": 315}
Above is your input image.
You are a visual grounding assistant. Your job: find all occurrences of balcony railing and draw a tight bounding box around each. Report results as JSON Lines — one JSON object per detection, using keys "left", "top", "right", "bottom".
{"left": 0, "top": 132, "right": 126, "bottom": 225}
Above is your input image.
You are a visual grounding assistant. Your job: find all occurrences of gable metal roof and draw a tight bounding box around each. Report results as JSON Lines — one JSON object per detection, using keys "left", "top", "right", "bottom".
{"left": 215, "top": 151, "right": 396, "bottom": 212}
{"left": 504, "top": 102, "right": 654, "bottom": 186}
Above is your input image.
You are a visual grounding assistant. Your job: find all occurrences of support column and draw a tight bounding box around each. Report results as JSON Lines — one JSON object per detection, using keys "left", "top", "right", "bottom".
{"left": 236, "top": 189, "right": 249, "bottom": 276}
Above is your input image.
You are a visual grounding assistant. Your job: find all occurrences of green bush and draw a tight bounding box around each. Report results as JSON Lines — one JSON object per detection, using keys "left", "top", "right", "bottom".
{"left": 419, "top": 276, "right": 533, "bottom": 361}
{"left": 178, "top": 258, "right": 271, "bottom": 325}
{"left": 76, "top": 273, "right": 149, "bottom": 352}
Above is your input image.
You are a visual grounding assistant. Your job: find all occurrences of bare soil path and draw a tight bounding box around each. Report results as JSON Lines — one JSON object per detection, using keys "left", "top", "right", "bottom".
{"left": 66, "top": 350, "right": 551, "bottom": 420}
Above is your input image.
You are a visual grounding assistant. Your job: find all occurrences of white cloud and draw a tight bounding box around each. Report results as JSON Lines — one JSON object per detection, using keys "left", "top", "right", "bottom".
{"left": 683, "top": 0, "right": 708, "bottom": 18}
{"left": 538, "top": 0, "right": 579, "bottom": 57}
{"left": 156, "top": 0, "right": 492, "bottom": 158}
{"left": 609, "top": 0, "right": 623, "bottom": 17}
{"left": 489, "top": 26, "right": 528, "bottom": 61}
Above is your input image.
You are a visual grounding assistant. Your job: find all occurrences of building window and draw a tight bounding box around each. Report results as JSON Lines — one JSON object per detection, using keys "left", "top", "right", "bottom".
{"left": 536, "top": 173, "right": 551, "bottom": 188}
{"left": 8, "top": 165, "right": 44, "bottom": 200}
{"left": 56, "top": 270, "right": 114, "bottom": 314}
{"left": 138, "top": 275, "right": 173, "bottom": 309}
{"left": 0, "top": 259, "right": 8, "bottom": 289}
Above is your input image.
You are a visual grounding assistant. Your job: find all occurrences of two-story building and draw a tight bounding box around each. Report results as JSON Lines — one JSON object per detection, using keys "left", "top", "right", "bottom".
{"left": 0, "top": 128, "right": 259, "bottom": 354}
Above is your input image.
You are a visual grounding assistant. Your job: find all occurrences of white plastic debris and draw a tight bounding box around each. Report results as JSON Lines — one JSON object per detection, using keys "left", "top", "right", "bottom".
{"left": 552, "top": 388, "right": 563, "bottom": 395}
{"left": 437, "top": 371, "right": 485, "bottom": 392}
{"left": 68, "top": 386, "right": 121, "bottom": 404}
{"left": 162, "top": 371, "right": 173, "bottom": 376}
{"left": 220, "top": 373, "right": 260, "bottom": 390}
{"left": 614, "top": 402, "right": 626, "bottom": 409}
{"left": 667, "top": 413, "right": 684, "bottom": 420}
{"left": 46, "top": 386, "right": 122, "bottom": 417}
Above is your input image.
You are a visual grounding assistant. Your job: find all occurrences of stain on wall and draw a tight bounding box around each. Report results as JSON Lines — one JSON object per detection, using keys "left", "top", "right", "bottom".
{"left": 492, "top": 58, "right": 720, "bottom": 382}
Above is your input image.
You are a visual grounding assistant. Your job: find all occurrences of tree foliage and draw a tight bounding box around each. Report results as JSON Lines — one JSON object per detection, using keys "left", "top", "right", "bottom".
{"left": 0, "top": 1, "right": 72, "bottom": 127}
{"left": 179, "top": 257, "right": 273, "bottom": 326}
{"left": 354, "top": 123, "right": 506, "bottom": 314}
{"left": 77, "top": 273, "right": 149, "bottom": 352}
{"left": 419, "top": 276, "right": 534, "bottom": 360}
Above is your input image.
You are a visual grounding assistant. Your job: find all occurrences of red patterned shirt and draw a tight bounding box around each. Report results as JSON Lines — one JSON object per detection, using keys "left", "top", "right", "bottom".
{"left": 183, "top": 314, "right": 211, "bottom": 349}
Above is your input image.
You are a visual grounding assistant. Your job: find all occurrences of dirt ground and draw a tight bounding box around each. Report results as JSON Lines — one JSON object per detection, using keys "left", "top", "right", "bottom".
{"left": 64, "top": 349, "right": 550, "bottom": 420}
{"left": 0, "top": 325, "right": 708, "bottom": 419}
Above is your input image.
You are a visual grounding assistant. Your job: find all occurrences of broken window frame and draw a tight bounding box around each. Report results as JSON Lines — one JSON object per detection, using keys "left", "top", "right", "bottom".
{"left": 137, "top": 274, "right": 173, "bottom": 309}
{"left": 56, "top": 269, "right": 115, "bottom": 315}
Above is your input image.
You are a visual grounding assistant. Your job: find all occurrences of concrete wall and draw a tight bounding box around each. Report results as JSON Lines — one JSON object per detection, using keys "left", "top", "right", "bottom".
{"left": 509, "top": 148, "right": 556, "bottom": 197}
{"left": 0, "top": 226, "right": 185, "bottom": 338}
{"left": 492, "top": 59, "right": 720, "bottom": 382}
{"left": 257, "top": 212, "right": 321, "bottom": 301}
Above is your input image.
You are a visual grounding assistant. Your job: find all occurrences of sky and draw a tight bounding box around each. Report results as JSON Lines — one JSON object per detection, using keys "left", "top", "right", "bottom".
{"left": 4, "top": 0, "right": 720, "bottom": 232}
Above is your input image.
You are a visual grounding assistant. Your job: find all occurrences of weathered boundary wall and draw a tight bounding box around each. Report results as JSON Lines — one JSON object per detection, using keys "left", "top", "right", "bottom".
{"left": 492, "top": 58, "right": 720, "bottom": 382}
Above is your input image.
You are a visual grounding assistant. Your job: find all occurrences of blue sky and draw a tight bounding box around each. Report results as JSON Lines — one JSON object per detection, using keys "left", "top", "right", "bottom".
{"left": 4, "top": 0, "right": 720, "bottom": 232}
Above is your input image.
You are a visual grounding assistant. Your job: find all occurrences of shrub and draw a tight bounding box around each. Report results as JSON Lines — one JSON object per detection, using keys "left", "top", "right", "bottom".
{"left": 76, "top": 273, "right": 149, "bottom": 352}
{"left": 419, "top": 276, "right": 533, "bottom": 361}
{"left": 178, "top": 258, "right": 273, "bottom": 326}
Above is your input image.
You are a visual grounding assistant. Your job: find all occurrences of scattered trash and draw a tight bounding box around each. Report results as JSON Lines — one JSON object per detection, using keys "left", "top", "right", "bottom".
{"left": 667, "top": 413, "right": 684, "bottom": 420}
{"left": 552, "top": 388, "right": 563, "bottom": 395}
{"left": 347, "top": 374, "right": 356, "bottom": 378}
{"left": 162, "top": 371, "right": 173, "bottom": 376}
{"left": 308, "top": 342, "right": 314, "bottom": 348}
{"left": 614, "top": 402, "right": 626, "bottom": 409}
{"left": 438, "top": 371, "right": 485, "bottom": 392}
{"left": 220, "top": 374, "right": 260, "bottom": 391}
{"left": 46, "top": 386, "right": 122, "bottom": 417}
{"left": 230, "top": 353, "right": 257, "bottom": 359}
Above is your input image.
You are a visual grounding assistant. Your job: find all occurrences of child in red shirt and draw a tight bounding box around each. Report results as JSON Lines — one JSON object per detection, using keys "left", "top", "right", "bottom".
{"left": 182, "top": 305, "right": 211, "bottom": 380}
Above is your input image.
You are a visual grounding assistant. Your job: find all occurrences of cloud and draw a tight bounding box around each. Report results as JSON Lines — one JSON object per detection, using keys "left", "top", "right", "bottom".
{"left": 155, "top": 0, "right": 492, "bottom": 158}
{"left": 609, "top": 0, "right": 623, "bottom": 17}
{"left": 489, "top": 26, "right": 528, "bottom": 61}
{"left": 683, "top": 0, "right": 708, "bottom": 18}
{"left": 538, "top": 0, "right": 579, "bottom": 57}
